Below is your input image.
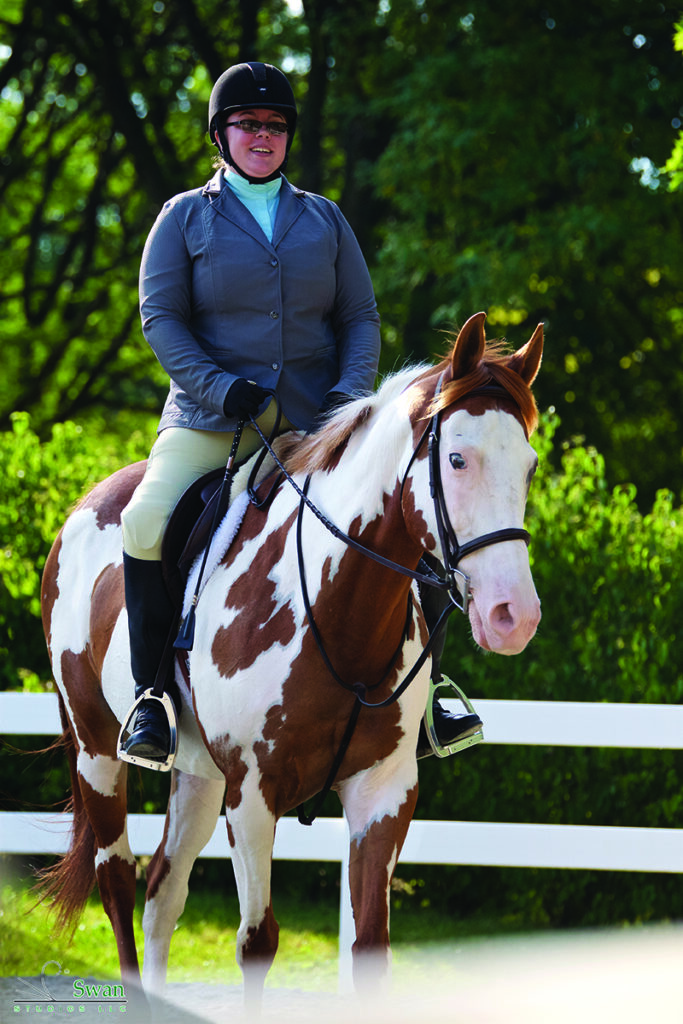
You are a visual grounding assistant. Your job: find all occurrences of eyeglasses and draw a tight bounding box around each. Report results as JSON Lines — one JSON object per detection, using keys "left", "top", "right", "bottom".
{"left": 225, "top": 119, "right": 288, "bottom": 136}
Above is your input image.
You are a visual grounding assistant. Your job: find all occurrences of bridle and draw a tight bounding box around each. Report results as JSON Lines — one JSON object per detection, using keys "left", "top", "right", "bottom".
{"left": 413, "top": 375, "right": 531, "bottom": 615}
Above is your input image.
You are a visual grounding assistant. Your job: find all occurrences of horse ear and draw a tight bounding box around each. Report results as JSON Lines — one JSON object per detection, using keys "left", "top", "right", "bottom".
{"left": 507, "top": 322, "right": 544, "bottom": 386}
{"left": 450, "top": 311, "right": 487, "bottom": 379}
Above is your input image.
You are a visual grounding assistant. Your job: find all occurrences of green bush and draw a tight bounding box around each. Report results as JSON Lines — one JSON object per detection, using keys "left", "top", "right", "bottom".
{"left": 414, "top": 413, "right": 683, "bottom": 928}
{"left": 0, "top": 412, "right": 151, "bottom": 691}
{"left": 435, "top": 412, "right": 683, "bottom": 706}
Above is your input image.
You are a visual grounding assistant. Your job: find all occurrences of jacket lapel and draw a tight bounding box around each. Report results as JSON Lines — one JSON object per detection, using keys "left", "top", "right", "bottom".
{"left": 203, "top": 172, "right": 306, "bottom": 250}
{"left": 272, "top": 177, "right": 306, "bottom": 247}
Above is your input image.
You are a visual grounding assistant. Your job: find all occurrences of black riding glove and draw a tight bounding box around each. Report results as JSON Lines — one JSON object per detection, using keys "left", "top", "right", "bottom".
{"left": 223, "top": 379, "right": 268, "bottom": 419}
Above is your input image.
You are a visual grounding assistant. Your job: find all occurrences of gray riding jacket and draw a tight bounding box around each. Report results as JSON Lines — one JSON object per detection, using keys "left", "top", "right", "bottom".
{"left": 139, "top": 171, "right": 381, "bottom": 433}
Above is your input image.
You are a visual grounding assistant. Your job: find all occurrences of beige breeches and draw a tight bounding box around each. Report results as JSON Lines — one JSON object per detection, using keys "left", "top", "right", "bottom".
{"left": 121, "top": 403, "right": 292, "bottom": 560}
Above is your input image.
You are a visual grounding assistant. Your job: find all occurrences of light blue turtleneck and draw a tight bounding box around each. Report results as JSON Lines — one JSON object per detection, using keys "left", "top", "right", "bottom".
{"left": 224, "top": 169, "right": 282, "bottom": 242}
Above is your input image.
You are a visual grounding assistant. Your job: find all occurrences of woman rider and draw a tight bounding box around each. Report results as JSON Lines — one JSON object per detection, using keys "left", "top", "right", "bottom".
{"left": 120, "top": 61, "right": 481, "bottom": 764}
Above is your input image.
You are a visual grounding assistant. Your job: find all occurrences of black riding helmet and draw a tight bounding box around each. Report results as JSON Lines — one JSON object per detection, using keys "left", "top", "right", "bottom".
{"left": 208, "top": 62, "right": 297, "bottom": 182}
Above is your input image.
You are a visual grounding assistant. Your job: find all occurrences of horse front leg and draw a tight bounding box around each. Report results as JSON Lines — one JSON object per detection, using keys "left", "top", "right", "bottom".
{"left": 141, "top": 769, "right": 225, "bottom": 996}
{"left": 225, "top": 762, "right": 280, "bottom": 1014}
{"left": 338, "top": 758, "right": 419, "bottom": 993}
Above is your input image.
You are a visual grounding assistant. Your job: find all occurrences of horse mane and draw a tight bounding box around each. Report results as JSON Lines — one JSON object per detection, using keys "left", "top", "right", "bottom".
{"left": 279, "top": 367, "right": 420, "bottom": 476}
{"left": 280, "top": 338, "right": 538, "bottom": 476}
{"left": 427, "top": 337, "right": 539, "bottom": 436}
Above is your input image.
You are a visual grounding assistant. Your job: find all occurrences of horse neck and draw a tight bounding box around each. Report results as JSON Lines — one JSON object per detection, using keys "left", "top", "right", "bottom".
{"left": 309, "top": 402, "right": 423, "bottom": 608}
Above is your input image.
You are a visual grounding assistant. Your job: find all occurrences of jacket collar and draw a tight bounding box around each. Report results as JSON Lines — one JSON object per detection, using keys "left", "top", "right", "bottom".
{"left": 202, "top": 171, "right": 306, "bottom": 248}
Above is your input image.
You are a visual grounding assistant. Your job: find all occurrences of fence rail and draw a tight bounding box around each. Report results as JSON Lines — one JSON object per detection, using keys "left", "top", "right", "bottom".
{"left": 3, "top": 691, "right": 682, "bottom": 976}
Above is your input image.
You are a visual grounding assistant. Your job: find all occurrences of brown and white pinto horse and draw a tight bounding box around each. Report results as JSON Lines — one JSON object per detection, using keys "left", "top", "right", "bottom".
{"left": 40, "top": 312, "right": 542, "bottom": 1006}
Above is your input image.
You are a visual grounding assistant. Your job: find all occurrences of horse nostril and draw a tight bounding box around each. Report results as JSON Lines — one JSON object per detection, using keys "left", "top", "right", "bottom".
{"left": 492, "top": 603, "right": 514, "bottom": 630}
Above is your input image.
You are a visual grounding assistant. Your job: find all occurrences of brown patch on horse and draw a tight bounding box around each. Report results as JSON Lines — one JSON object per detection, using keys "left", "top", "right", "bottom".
{"left": 78, "top": 461, "right": 146, "bottom": 530}
{"left": 437, "top": 346, "right": 539, "bottom": 436}
{"left": 194, "top": 733, "right": 247, "bottom": 830}
{"left": 349, "top": 782, "right": 419, "bottom": 953}
{"left": 146, "top": 813, "right": 172, "bottom": 902}
{"left": 211, "top": 514, "right": 298, "bottom": 676}
{"left": 241, "top": 902, "right": 280, "bottom": 969}
{"left": 252, "top": 495, "right": 421, "bottom": 816}
{"left": 407, "top": 315, "right": 542, "bottom": 438}
{"left": 401, "top": 476, "right": 437, "bottom": 553}
{"left": 224, "top": 746, "right": 249, "bottom": 811}
{"left": 77, "top": 774, "right": 129, "bottom": 848}
{"left": 95, "top": 853, "right": 140, "bottom": 977}
{"left": 59, "top": 648, "right": 121, "bottom": 757}
{"left": 88, "top": 563, "right": 124, "bottom": 674}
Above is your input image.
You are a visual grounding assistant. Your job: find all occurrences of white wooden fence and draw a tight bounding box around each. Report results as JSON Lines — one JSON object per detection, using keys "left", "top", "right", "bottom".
{"left": 2, "top": 691, "right": 683, "bottom": 977}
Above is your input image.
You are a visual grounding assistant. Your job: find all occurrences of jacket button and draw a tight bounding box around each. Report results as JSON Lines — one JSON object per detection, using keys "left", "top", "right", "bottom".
{"left": 272, "top": 362, "right": 279, "bottom": 371}
{"left": 269, "top": 310, "right": 279, "bottom": 319}
{"left": 271, "top": 258, "right": 278, "bottom": 267}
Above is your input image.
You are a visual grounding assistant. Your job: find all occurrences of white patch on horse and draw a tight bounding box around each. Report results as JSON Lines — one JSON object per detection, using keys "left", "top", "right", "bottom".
{"left": 141, "top": 773, "right": 225, "bottom": 996}
{"left": 432, "top": 407, "right": 541, "bottom": 654}
{"left": 339, "top": 729, "right": 421, "bottom": 848}
{"left": 94, "top": 832, "right": 136, "bottom": 871}
{"left": 52, "top": 507, "right": 121, "bottom": 655}
{"left": 77, "top": 751, "right": 121, "bottom": 798}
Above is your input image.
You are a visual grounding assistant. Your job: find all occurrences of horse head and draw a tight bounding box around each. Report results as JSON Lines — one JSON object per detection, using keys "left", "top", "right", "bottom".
{"left": 402, "top": 311, "right": 543, "bottom": 655}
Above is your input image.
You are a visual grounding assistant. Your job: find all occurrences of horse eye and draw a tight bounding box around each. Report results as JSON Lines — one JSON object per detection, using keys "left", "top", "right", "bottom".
{"left": 449, "top": 452, "right": 467, "bottom": 470}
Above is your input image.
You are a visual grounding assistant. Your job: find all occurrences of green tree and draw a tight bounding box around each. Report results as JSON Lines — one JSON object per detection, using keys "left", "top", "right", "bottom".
{"left": 2, "top": 0, "right": 682, "bottom": 507}
{"left": 0, "top": 0, "right": 299, "bottom": 431}
{"left": 367, "top": 1, "right": 683, "bottom": 506}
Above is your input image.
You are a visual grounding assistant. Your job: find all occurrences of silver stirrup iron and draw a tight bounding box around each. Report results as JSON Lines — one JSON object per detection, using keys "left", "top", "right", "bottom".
{"left": 117, "top": 689, "right": 178, "bottom": 773}
{"left": 423, "top": 676, "right": 484, "bottom": 758}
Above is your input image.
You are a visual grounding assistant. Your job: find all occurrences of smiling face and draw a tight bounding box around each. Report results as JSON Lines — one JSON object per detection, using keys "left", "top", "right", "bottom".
{"left": 219, "top": 107, "right": 289, "bottom": 179}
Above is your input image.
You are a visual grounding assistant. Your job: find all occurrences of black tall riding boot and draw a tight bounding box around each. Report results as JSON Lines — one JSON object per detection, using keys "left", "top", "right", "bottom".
{"left": 417, "top": 553, "right": 483, "bottom": 758}
{"left": 121, "top": 553, "right": 175, "bottom": 762}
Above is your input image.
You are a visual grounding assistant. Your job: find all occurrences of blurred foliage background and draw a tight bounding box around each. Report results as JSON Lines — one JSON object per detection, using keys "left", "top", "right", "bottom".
{"left": 2, "top": 0, "right": 683, "bottom": 502}
{"left": 2, "top": 0, "right": 683, "bottom": 933}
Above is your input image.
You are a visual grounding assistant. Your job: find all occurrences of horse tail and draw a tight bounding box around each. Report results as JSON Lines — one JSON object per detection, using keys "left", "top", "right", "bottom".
{"left": 34, "top": 695, "right": 97, "bottom": 934}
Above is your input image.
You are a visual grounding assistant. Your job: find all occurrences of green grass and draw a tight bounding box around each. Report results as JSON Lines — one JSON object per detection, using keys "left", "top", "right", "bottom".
{"left": 0, "top": 862, "right": 533, "bottom": 992}
{"left": 0, "top": 876, "right": 339, "bottom": 990}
